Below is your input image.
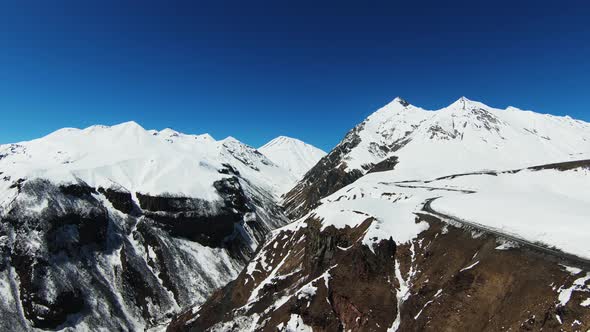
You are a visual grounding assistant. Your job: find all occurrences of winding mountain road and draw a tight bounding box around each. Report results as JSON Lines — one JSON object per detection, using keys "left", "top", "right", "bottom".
{"left": 421, "top": 197, "right": 590, "bottom": 270}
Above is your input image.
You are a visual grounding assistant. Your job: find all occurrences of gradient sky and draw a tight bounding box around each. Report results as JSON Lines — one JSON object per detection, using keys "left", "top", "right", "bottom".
{"left": 2, "top": 0, "right": 589, "bottom": 151}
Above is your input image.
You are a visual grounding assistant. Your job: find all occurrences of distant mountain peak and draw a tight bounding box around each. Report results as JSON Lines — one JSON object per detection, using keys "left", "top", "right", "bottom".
{"left": 111, "top": 120, "right": 145, "bottom": 130}
{"left": 221, "top": 136, "right": 242, "bottom": 144}
{"left": 447, "top": 96, "right": 489, "bottom": 111}
{"left": 197, "top": 133, "right": 215, "bottom": 141}
{"left": 260, "top": 135, "right": 325, "bottom": 153}
{"left": 393, "top": 96, "right": 410, "bottom": 107}
{"left": 259, "top": 136, "right": 326, "bottom": 179}
{"left": 369, "top": 97, "right": 417, "bottom": 119}
{"left": 262, "top": 135, "right": 309, "bottom": 148}
{"left": 274, "top": 135, "right": 297, "bottom": 142}
{"left": 159, "top": 127, "right": 180, "bottom": 134}
{"left": 450, "top": 96, "right": 472, "bottom": 108}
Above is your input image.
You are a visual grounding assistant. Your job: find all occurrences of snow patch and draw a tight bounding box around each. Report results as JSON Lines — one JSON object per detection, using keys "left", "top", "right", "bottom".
{"left": 557, "top": 273, "right": 590, "bottom": 306}
{"left": 559, "top": 264, "right": 582, "bottom": 276}
{"left": 282, "top": 314, "right": 313, "bottom": 332}
{"left": 460, "top": 261, "right": 480, "bottom": 272}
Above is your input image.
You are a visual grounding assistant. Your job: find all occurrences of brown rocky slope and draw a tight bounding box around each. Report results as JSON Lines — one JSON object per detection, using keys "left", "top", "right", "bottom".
{"left": 168, "top": 208, "right": 590, "bottom": 331}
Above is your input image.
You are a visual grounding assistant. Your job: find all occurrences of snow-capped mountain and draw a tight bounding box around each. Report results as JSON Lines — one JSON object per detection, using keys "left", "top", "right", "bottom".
{"left": 3, "top": 97, "right": 590, "bottom": 332}
{"left": 169, "top": 97, "right": 590, "bottom": 332}
{"left": 0, "top": 122, "right": 323, "bottom": 331}
{"left": 175, "top": 150, "right": 590, "bottom": 332}
{"left": 0, "top": 121, "right": 298, "bottom": 205}
{"left": 175, "top": 159, "right": 590, "bottom": 331}
{"left": 283, "top": 97, "right": 590, "bottom": 217}
{"left": 259, "top": 136, "right": 326, "bottom": 180}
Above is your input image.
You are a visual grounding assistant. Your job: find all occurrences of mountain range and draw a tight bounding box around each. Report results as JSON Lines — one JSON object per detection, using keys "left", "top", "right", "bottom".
{"left": 1, "top": 97, "right": 589, "bottom": 331}
{"left": 283, "top": 96, "right": 590, "bottom": 218}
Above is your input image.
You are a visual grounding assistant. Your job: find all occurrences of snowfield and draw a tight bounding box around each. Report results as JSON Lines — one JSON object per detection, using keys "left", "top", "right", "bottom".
{"left": 296, "top": 163, "right": 590, "bottom": 261}
{"left": 430, "top": 168, "right": 590, "bottom": 259}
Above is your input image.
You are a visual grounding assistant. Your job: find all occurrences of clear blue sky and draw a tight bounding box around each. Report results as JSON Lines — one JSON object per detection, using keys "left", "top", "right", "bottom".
{"left": 2, "top": 0, "right": 589, "bottom": 151}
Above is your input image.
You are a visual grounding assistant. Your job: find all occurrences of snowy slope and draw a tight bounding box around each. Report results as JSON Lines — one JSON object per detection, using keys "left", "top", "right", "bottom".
{"left": 429, "top": 167, "right": 590, "bottom": 259}
{"left": 259, "top": 136, "right": 326, "bottom": 179}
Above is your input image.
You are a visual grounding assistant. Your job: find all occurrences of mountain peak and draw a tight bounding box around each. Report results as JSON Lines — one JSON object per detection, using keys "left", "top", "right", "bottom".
{"left": 112, "top": 120, "right": 145, "bottom": 130}
{"left": 450, "top": 96, "right": 472, "bottom": 108}
{"left": 447, "top": 96, "right": 489, "bottom": 111}
{"left": 159, "top": 128, "right": 181, "bottom": 137}
{"left": 392, "top": 96, "right": 410, "bottom": 107}
{"left": 259, "top": 136, "right": 326, "bottom": 179}
{"left": 260, "top": 136, "right": 325, "bottom": 154}
{"left": 197, "top": 133, "right": 215, "bottom": 141}
{"left": 221, "top": 136, "right": 243, "bottom": 145}
{"left": 262, "top": 135, "right": 305, "bottom": 148}
{"left": 370, "top": 97, "right": 414, "bottom": 118}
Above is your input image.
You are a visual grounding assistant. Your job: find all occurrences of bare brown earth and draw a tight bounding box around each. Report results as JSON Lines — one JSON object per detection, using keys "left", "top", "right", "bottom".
{"left": 169, "top": 212, "right": 590, "bottom": 331}
{"left": 396, "top": 214, "right": 590, "bottom": 332}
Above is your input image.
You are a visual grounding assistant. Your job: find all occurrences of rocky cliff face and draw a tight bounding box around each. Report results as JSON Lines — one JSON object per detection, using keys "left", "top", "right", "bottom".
{"left": 282, "top": 123, "right": 370, "bottom": 219}
{"left": 0, "top": 172, "right": 288, "bottom": 331}
{"left": 168, "top": 216, "right": 396, "bottom": 332}
{"left": 168, "top": 211, "right": 590, "bottom": 332}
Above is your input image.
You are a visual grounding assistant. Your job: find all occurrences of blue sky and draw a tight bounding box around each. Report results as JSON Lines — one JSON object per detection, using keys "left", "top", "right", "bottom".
{"left": 2, "top": 0, "right": 589, "bottom": 151}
